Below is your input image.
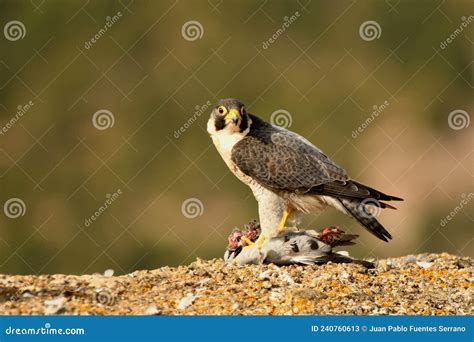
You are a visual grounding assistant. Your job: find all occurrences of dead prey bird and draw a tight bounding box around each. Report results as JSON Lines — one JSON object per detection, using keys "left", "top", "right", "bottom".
{"left": 207, "top": 99, "right": 403, "bottom": 249}
{"left": 224, "top": 220, "right": 374, "bottom": 267}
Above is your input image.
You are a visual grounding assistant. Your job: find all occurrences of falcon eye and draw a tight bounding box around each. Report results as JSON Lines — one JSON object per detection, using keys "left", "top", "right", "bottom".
{"left": 217, "top": 106, "right": 227, "bottom": 115}
{"left": 240, "top": 107, "right": 246, "bottom": 115}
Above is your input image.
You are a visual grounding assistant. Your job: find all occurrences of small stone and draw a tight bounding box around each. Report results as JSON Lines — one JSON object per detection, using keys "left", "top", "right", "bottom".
{"left": 103, "top": 269, "right": 114, "bottom": 277}
{"left": 416, "top": 261, "right": 433, "bottom": 269}
{"left": 177, "top": 293, "right": 196, "bottom": 310}
{"left": 340, "top": 271, "right": 350, "bottom": 279}
{"left": 269, "top": 291, "right": 283, "bottom": 301}
{"left": 403, "top": 255, "right": 417, "bottom": 264}
{"left": 258, "top": 270, "right": 273, "bottom": 280}
{"left": 280, "top": 271, "right": 294, "bottom": 285}
{"left": 143, "top": 305, "right": 160, "bottom": 315}
{"left": 44, "top": 296, "right": 67, "bottom": 315}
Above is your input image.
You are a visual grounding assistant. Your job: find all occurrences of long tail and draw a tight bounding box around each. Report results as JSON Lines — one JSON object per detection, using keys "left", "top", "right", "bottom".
{"left": 338, "top": 197, "right": 393, "bottom": 242}
{"left": 310, "top": 179, "right": 402, "bottom": 242}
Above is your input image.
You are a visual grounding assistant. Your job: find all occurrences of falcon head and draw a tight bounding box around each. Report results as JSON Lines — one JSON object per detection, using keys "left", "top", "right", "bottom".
{"left": 207, "top": 98, "right": 250, "bottom": 135}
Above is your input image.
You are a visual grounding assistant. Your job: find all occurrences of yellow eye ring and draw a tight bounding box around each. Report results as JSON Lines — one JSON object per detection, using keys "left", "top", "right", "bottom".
{"left": 240, "top": 106, "right": 246, "bottom": 115}
{"left": 217, "top": 106, "right": 227, "bottom": 115}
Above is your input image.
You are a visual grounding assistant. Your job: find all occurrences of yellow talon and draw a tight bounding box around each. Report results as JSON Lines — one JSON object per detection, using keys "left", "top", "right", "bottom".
{"left": 241, "top": 233, "right": 266, "bottom": 248}
{"left": 239, "top": 208, "right": 292, "bottom": 249}
{"left": 278, "top": 207, "right": 292, "bottom": 232}
{"left": 253, "top": 233, "right": 265, "bottom": 247}
{"left": 240, "top": 236, "right": 253, "bottom": 246}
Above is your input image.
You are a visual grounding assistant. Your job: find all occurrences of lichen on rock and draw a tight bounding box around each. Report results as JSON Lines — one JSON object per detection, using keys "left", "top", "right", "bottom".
{"left": 0, "top": 253, "right": 471, "bottom": 315}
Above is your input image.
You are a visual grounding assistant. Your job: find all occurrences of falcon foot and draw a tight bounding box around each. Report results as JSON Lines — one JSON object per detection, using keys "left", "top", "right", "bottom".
{"left": 226, "top": 219, "right": 264, "bottom": 251}
{"left": 224, "top": 220, "right": 374, "bottom": 268}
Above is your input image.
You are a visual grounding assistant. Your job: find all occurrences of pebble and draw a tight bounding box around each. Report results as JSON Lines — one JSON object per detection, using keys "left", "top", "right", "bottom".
{"left": 103, "top": 269, "right": 115, "bottom": 277}
{"left": 44, "top": 296, "right": 67, "bottom": 315}
{"left": 416, "top": 261, "right": 433, "bottom": 269}
{"left": 177, "top": 293, "right": 196, "bottom": 310}
{"left": 143, "top": 305, "right": 160, "bottom": 315}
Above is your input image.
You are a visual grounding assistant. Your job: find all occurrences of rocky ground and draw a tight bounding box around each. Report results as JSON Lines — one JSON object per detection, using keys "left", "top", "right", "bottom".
{"left": 0, "top": 253, "right": 472, "bottom": 315}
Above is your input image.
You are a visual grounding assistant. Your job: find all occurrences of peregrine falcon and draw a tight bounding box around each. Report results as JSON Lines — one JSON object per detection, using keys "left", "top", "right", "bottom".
{"left": 207, "top": 98, "right": 403, "bottom": 247}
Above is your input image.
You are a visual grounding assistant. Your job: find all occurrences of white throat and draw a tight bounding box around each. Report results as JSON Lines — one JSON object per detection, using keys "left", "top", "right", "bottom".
{"left": 207, "top": 116, "right": 251, "bottom": 165}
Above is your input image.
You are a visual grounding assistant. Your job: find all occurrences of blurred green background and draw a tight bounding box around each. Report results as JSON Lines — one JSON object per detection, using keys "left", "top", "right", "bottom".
{"left": 0, "top": 0, "right": 472, "bottom": 275}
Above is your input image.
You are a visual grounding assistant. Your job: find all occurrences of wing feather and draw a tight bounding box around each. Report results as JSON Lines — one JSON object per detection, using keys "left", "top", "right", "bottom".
{"left": 231, "top": 114, "right": 348, "bottom": 192}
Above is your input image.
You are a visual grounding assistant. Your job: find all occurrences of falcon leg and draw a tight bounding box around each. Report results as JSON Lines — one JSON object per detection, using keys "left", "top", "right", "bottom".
{"left": 241, "top": 207, "right": 292, "bottom": 248}
{"left": 253, "top": 233, "right": 265, "bottom": 247}
{"left": 255, "top": 190, "right": 287, "bottom": 238}
{"left": 241, "top": 234, "right": 265, "bottom": 247}
{"left": 277, "top": 207, "right": 293, "bottom": 232}
{"left": 240, "top": 190, "right": 287, "bottom": 250}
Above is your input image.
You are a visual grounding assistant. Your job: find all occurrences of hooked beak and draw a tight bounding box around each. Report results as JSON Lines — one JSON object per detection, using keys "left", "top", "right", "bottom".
{"left": 225, "top": 108, "right": 241, "bottom": 125}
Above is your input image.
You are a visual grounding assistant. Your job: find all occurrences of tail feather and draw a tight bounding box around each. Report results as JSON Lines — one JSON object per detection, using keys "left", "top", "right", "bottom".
{"left": 352, "top": 181, "right": 403, "bottom": 202}
{"left": 310, "top": 180, "right": 403, "bottom": 204}
{"left": 379, "top": 201, "right": 397, "bottom": 210}
{"left": 338, "top": 198, "right": 392, "bottom": 242}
